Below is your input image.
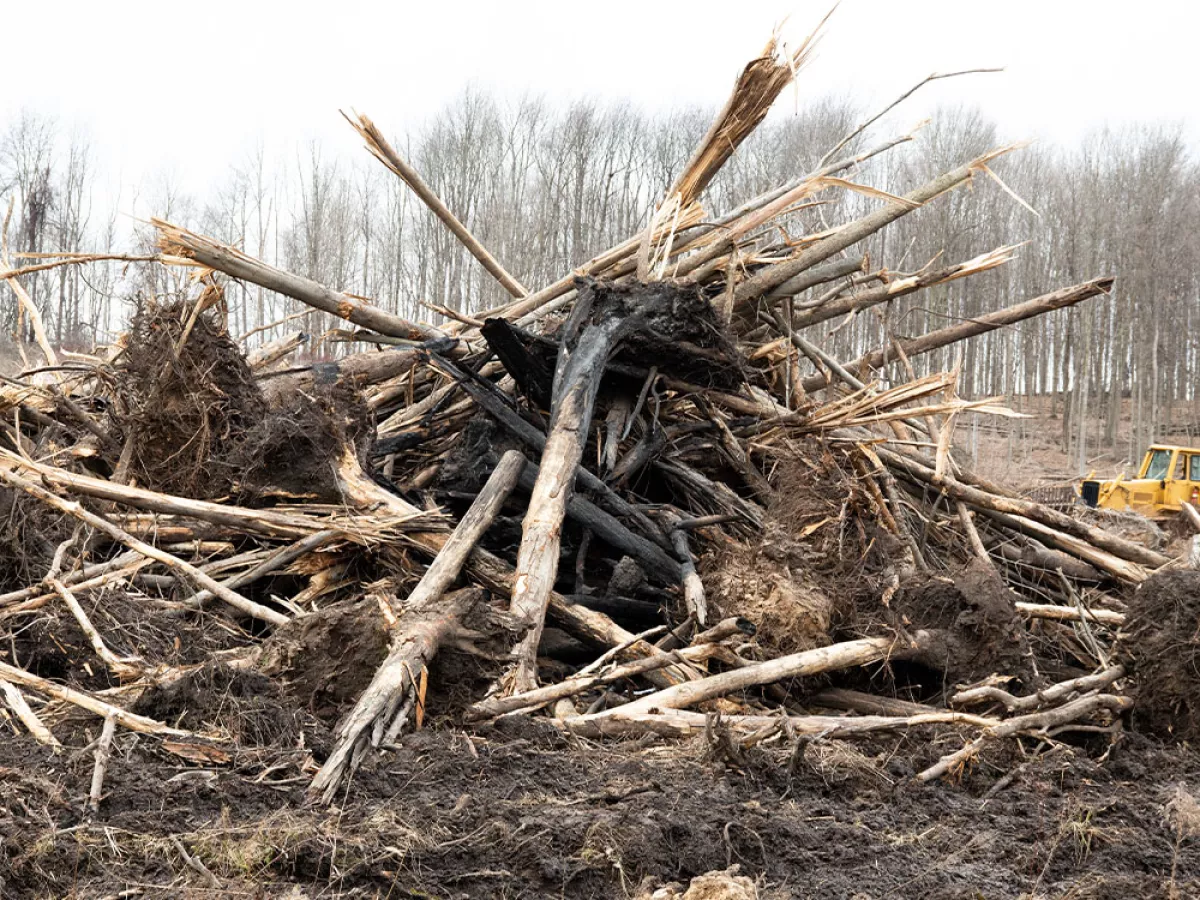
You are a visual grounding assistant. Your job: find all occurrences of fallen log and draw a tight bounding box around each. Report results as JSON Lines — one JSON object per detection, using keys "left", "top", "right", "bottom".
{"left": 593, "top": 631, "right": 937, "bottom": 718}
{"left": 310, "top": 451, "right": 524, "bottom": 799}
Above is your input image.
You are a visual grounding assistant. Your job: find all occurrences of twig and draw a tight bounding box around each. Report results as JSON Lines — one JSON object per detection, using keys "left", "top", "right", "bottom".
{"left": 169, "top": 836, "right": 221, "bottom": 889}
{"left": 87, "top": 715, "right": 117, "bottom": 815}
{"left": 0, "top": 678, "right": 61, "bottom": 749}
{"left": 818, "top": 68, "right": 1004, "bottom": 168}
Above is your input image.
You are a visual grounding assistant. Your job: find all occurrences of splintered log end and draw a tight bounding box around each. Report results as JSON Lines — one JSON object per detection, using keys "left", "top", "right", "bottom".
{"left": 151, "top": 217, "right": 194, "bottom": 259}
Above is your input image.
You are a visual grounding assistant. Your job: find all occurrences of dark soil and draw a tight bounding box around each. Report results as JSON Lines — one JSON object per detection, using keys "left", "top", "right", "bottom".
{"left": 1, "top": 712, "right": 1197, "bottom": 899}
{"left": 1, "top": 586, "right": 1196, "bottom": 899}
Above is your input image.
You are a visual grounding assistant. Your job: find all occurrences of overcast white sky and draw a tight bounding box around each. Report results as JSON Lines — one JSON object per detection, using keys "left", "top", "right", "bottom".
{"left": 4, "top": 0, "right": 1198, "bottom": 199}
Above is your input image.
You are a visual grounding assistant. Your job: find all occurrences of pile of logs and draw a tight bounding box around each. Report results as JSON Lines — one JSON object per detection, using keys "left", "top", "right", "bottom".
{"left": 1, "top": 21, "right": 1154, "bottom": 805}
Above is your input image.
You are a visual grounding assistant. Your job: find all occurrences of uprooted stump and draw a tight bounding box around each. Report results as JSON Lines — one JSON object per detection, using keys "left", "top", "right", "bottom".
{"left": 258, "top": 599, "right": 391, "bottom": 725}
{"left": 701, "top": 524, "right": 840, "bottom": 654}
{"left": 889, "top": 560, "right": 1035, "bottom": 692}
{"left": 0, "top": 487, "right": 74, "bottom": 593}
{"left": 1124, "top": 568, "right": 1200, "bottom": 741}
{"left": 502, "top": 277, "right": 737, "bottom": 694}
{"left": 114, "top": 295, "right": 266, "bottom": 499}
{"left": 236, "top": 380, "right": 376, "bottom": 504}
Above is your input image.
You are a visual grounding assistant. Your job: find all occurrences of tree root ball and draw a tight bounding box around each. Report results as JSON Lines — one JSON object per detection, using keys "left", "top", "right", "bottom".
{"left": 891, "top": 560, "right": 1034, "bottom": 688}
{"left": 1124, "top": 568, "right": 1200, "bottom": 741}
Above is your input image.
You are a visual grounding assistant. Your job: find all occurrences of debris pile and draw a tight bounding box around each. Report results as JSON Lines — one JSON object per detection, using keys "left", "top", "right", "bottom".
{"left": 0, "top": 19, "right": 1193, "bottom": 898}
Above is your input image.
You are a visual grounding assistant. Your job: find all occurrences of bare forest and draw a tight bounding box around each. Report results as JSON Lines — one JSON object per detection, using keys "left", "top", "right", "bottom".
{"left": 4, "top": 95, "right": 1198, "bottom": 472}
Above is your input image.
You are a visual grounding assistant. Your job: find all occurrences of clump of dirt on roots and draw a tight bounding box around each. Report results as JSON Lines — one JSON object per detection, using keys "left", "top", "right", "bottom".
{"left": 890, "top": 559, "right": 1034, "bottom": 688}
{"left": 1124, "top": 568, "right": 1200, "bottom": 741}
{"left": 0, "top": 488, "right": 74, "bottom": 593}
{"left": 258, "top": 598, "right": 390, "bottom": 726}
{"left": 701, "top": 523, "right": 840, "bottom": 654}
{"left": 114, "top": 293, "right": 266, "bottom": 499}
{"left": 132, "top": 662, "right": 315, "bottom": 748}
{"left": 234, "top": 379, "right": 376, "bottom": 504}
{"left": 699, "top": 448, "right": 892, "bottom": 655}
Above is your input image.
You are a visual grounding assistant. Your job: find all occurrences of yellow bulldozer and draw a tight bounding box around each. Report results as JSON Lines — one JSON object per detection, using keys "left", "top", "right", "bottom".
{"left": 1079, "top": 444, "right": 1200, "bottom": 518}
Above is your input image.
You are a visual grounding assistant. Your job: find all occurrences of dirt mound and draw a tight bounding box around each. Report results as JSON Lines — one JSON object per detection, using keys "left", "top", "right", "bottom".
{"left": 891, "top": 560, "right": 1034, "bottom": 689}
{"left": 115, "top": 294, "right": 266, "bottom": 499}
{"left": 1124, "top": 568, "right": 1200, "bottom": 741}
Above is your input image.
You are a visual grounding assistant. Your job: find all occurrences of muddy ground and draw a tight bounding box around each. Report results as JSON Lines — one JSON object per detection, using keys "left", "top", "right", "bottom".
{"left": 2, "top": 696, "right": 1197, "bottom": 899}
{"left": 1, "top": 561, "right": 1197, "bottom": 899}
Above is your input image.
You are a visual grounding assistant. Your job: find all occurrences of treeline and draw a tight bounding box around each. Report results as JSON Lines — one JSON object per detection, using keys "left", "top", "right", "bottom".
{"left": 1, "top": 92, "right": 1198, "bottom": 466}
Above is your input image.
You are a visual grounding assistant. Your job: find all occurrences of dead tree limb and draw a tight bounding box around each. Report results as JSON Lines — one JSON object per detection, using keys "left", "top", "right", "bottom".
{"left": 0, "top": 678, "right": 61, "bottom": 748}
{"left": 1013, "top": 602, "right": 1125, "bottom": 627}
{"left": 181, "top": 529, "right": 340, "bottom": 609}
{"left": 787, "top": 245, "right": 1018, "bottom": 330}
{"left": 563, "top": 708, "right": 999, "bottom": 740}
{"left": 878, "top": 446, "right": 1166, "bottom": 571}
{"left": 0, "top": 659, "right": 190, "bottom": 737}
{"left": 154, "top": 219, "right": 449, "bottom": 344}
{"left": 951, "top": 666, "right": 1126, "bottom": 713}
{"left": 345, "top": 112, "right": 529, "bottom": 300}
{"left": 87, "top": 715, "right": 117, "bottom": 815}
{"left": 734, "top": 147, "right": 1019, "bottom": 305}
{"left": 467, "top": 642, "right": 719, "bottom": 722}
{"left": 917, "top": 693, "right": 1132, "bottom": 782}
{"left": 594, "top": 631, "right": 937, "bottom": 718}
{"left": 803, "top": 278, "right": 1115, "bottom": 392}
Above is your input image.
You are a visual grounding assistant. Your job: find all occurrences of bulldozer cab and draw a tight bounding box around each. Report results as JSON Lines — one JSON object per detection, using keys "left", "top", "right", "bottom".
{"left": 1083, "top": 444, "right": 1200, "bottom": 516}
{"left": 1146, "top": 446, "right": 1200, "bottom": 508}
